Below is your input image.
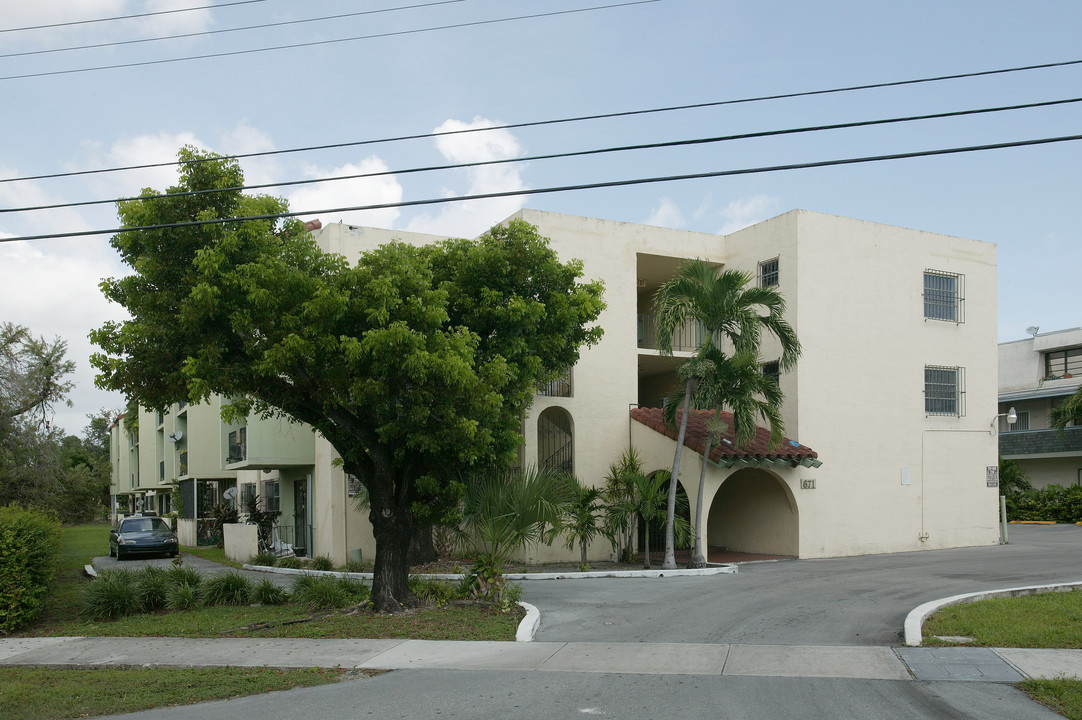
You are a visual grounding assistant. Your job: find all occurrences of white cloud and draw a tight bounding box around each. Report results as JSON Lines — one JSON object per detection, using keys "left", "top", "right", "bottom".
{"left": 0, "top": 1, "right": 212, "bottom": 49}
{"left": 76, "top": 131, "right": 208, "bottom": 198}
{"left": 406, "top": 117, "right": 527, "bottom": 238}
{"left": 718, "top": 195, "right": 780, "bottom": 235}
{"left": 645, "top": 197, "right": 685, "bottom": 228}
{"left": 220, "top": 120, "right": 281, "bottom": 187}
{"left": 0, "top": 165, "right": 94, "bottom": 238}
{"left": 288, "top": 157, "right": 403, "bottom": 229}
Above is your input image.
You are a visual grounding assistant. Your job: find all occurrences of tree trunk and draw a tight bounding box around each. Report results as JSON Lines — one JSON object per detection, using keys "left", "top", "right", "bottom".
{"left": 643, "top": 524, "right": 651, "bottom": 569}
{"left": 580, "top": 540, "right": 588, "bottom": 567}
{"left": 664, "top": 380, "right": 696, "bottom": 569}
{"left": 408, "top": 524, "right": 439, "bottom": 565}
{"left": 688, "top": 430, "right": 713, "bottom": 569}
{"left": 368, "top": 492, "right": 415, "bottom": 613}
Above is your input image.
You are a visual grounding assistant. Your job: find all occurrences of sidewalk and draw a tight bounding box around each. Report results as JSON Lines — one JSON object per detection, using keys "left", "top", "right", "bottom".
{"left": 3, "top": 636, "right": 1081, "bottom": 682}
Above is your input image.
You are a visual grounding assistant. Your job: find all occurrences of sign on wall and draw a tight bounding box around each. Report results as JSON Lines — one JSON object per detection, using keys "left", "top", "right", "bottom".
{"left": 986, "top": 466, "right": 999, "bottom": 488}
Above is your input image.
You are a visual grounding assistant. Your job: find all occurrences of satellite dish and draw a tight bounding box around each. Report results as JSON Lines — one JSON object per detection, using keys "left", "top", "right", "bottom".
{"left": 1026, "top": 326, "right": 1040, "bottom": 337}
{"left": 167, "top": 431, "right": 184, "bottom": 442}
{"left": 223, "top": 486, "right": 238, "bottom": 502}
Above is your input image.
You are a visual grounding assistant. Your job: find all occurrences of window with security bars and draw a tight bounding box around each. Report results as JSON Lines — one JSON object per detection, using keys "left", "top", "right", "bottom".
{"left": 762, "top": 360, "right": 780, "bottom": 385}
{"left": 1045, "top": 347, "right": 1082, "bottom": 378}
{"left": 758, "top": 257, "right": 779, "bottom": 287}
{"left": 925, "top": 365, "right": 965, "bottom": 416}
{"left": 924, "top": 270, "right": 964, "bottom": 322}
{"left": 1003, "top": 411, "right": 1029, "bottom": 432}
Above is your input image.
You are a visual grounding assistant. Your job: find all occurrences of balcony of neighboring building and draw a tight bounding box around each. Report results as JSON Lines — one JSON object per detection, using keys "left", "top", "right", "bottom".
{"left": 223, "top": 416, "right": 315, "bottom": 471}
{"left": 1000, "top": 426, "right": 1082, "bottom": 459}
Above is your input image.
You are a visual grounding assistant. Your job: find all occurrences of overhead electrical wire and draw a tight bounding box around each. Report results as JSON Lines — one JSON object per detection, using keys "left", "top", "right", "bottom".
{"left": 5, "top": 96, "right": 1081, "bottom": 216}
{"left": 0, "top": 1, "right": 467, "bottom": 59}
{"left": 0, "top": 0, "right": 265, "bottom": 33}
{"left": 0, "top": 0, "right": 661, "bottom": 81}
{"left": 4, "top": 133, "right": 1080, "bottom": 244}
{"left": 4, "top": 56, "right": 1080, "bottom": 186}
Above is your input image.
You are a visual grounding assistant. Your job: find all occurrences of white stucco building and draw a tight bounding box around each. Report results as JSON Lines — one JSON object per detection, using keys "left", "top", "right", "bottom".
{"left": 998, "top": 327, "right": 1082, "bottom": 488}
{"left": 111, "top": 208, "right": 1002, "bottom": 563}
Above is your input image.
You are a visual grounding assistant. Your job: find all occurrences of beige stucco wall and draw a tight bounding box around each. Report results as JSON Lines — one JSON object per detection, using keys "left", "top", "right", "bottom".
{"left": 224, "top": 522, "right": 258, "bottom": 563}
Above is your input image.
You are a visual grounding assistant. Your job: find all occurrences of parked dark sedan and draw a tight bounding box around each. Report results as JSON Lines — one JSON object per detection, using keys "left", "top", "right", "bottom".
{"left": 109, "top": 516, "right": 179, "bottom": 559}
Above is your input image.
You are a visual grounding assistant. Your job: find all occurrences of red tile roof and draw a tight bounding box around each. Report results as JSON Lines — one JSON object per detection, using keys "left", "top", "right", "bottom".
{"left": 631, "top": 407, "right": 819, "bottom": 467}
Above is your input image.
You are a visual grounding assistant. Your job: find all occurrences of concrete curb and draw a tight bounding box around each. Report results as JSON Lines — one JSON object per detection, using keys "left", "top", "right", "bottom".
{"left": 903, "top": 581, "right": 1082, "bottom": 646}
{"left": 240, "top": 564, "right": 739, "bottom": 582}
{"left": 83, "top": 564, "right": 97, "bottom": 579}
{"left": 516, "top": 602, "right": 540, "bottom": 642}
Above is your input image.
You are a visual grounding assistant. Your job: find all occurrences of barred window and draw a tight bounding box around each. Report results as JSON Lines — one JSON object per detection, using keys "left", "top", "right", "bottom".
{"left": 264, "top": 481, "right": 280, "bottom": 513}
{"left": 762, "top": 360, "right": 780, "bottom": 385}
{"left": 925, "top": 365, "right": 965, "bottom": 416}
{"left": 537, "top": 368, "right": 573, "bottom": 397}
{"left": 1003, "top": 411, "right": 1029, "bottom": 432}
{"left": 924, "top": 270, "right": 964, "bottom": 322}
{"left": 758, "top": 257, "right": 779, "bottom": 287}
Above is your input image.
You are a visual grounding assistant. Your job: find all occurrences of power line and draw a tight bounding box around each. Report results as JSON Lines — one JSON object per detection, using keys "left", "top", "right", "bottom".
{"left": 0, "top": 1, "right": 466, "bottom": 60}
{"left": 4, "top": 56, "right": 1080, "bottom": 186}
{"left": 6, "top": 96, "right": 1081, "bottom": 216}
{"left": 4, "top": 133, "right": 1080, "bottom": 244}
{"left": 0, "top": 1, "right": 660, "bottom": 81}
{"left": 0, "top": 0, "right": 265, "bottom": 33}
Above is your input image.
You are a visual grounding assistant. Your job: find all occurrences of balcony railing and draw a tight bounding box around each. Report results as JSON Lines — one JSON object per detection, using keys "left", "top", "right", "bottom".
{"left": 227, "top": 427, "right": 247, "bottom": 464}
{"left": 999, "top": 426, "right": 1082, "bottom": 457}
{"left": 637, "top": 313, "right": 707, "bottom": 352}
{"left": 537, "top": 369, "right": 572, "bottom": 397}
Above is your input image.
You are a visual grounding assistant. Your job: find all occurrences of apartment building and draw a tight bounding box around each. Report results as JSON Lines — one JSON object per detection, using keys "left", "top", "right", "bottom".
{"left": 111, "top": 208, "right": 1001, "bottom": 563}
{"left": 998, "top": 327, "right": 1082, "bottom": 488}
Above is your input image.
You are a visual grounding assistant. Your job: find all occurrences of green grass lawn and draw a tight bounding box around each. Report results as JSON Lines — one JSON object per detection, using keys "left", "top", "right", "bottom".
{"left": 5, "top": 523, "right": 520, "bottom": 718}
{"left": 0, "top": 666, "right": 349, "bottom": 720}
{"left": 924, "top": 589, "right": 1082, "bottom": 648}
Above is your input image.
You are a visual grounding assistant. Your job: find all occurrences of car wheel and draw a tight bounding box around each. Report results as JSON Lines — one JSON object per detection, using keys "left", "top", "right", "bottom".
{"left": 109, "top": 544, "right": 115, "bottom": 558}
{"left": 116, "top": 548, "right": 125, "bottom": 561}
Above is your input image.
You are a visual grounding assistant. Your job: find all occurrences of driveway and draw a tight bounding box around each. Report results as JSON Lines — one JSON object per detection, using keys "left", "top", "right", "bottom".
{"left": 91, "top": 552, "right": 293, "bottom": 587}
{"left": 522, "top": 524, "right": 1082, "bottom": 645}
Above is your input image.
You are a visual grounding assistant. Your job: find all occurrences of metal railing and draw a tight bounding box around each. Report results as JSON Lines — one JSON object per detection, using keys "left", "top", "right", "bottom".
{"left": 537, "top": 369, "right": 573, "bottom": 397}
{"left": 227, "top": 427, "right": 247, "bottom": 463}
{"left": 637, "top": 314, "right": 707, "bottom": 352}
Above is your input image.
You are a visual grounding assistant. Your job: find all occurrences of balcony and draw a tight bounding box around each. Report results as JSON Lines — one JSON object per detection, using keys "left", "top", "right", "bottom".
{"left": 537, "top": 369, "right": 572, "bottom": 398}
{"left": 227, "top": 427, "right": 247, "bottom": 464}
{"left": 1000, "top": 427, "right": 1082, "bottom": 457}
{"left": 637, "top": 313, "right": 707, "bottom": 352}
{"left": 179, "top": 451, "right": 188, "bottom": 476}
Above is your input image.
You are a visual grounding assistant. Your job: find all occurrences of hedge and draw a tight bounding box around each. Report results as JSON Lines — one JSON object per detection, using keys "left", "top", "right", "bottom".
{"left": 0, "top": 504, "right": 63, "bottom": 633}
{"left": 1006, "top": 484, "right": 1082, "bottom": 524}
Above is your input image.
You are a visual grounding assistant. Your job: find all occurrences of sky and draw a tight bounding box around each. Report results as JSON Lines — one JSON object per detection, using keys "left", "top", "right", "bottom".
{"left": 1, "top": 0, "right": 1080, "bottom": 437}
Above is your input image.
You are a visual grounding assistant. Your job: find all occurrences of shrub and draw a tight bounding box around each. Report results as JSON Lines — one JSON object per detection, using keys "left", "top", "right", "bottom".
{"left": 276, "top": 556, "right": 303, "bottom": 569}
{"left": 252, "top": 552, "right": 279, "bottom": 567}
{"left": 409, "top": 577, "right": 460, "bottom": 608}
{"left": 200, "top": 571, "right": 253, "bottom": 606}
{"left": 344, "top": 560, "right": 370, "bottom": 573}
{"left": 250, "top": 578, "right": 289, "bottom": 605}
{"left": 82, "top": 569, "right": 142, "bottom": 620}
{"left": 1006, "top": 484, "right": 1082, "bottom": 523}
{"left": 136, "top": 566, "right": 171, "bottom": 612}
{"left": 165, "top": 564, "right": 202, "bottom": 589}
{"left": 291, "top": 575, "right": 367, "bottom": 610}
{"left": 0, "top": 504, "right": 63, "bottom": 633}
{"left": 310, "top": 555, "right": 334, "bottom": 572}
{"left": 166, "top": 582, "right": 200, "bottom": 611}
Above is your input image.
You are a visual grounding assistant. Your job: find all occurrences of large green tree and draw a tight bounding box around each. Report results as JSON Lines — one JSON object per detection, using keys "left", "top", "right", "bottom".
{"left": 91, "top": 147, "right": 604, "bottom": 611}
{"left": 653, "top": 261, "right": 800, "bottom": 570}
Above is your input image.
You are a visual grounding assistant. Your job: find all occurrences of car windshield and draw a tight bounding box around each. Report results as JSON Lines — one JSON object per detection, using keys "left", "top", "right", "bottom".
{"left": 122, "top": 518, "right": 170, "bottom": 533}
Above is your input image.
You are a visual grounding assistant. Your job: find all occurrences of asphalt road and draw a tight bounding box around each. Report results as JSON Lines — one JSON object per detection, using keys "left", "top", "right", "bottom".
{"left": 522, "top": 524, "right": 1082, "bottom": 645}
{"left": 95, "top": 525, "right": 1081, "bottom": 719}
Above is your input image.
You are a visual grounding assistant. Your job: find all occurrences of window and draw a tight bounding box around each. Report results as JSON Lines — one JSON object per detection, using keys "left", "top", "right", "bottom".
{"left": 1045, "top": 347, "right": 1082, "bottom": 379}
{"left": 758, "top": 257, "right": 779, "bottom": 287}
{"left": 762, "top": 360, "right": 780, "bottom": 385}
{"left": 240, "top": 482, "right": 257, "bottom": 508}
{"left": 537, "top": 368, "right": 573, "bottom": 397}
{"left": 264, "top": 481, "right": 280, "bottom": 512}
{"left": 923, "top": 270, "right": 964, "bottom": 322}
{"left": 1004, "top": 410, "right": 1030, "bottom": 432}
{"left": 925, "top": 365, "right": 965, "bottom": 416}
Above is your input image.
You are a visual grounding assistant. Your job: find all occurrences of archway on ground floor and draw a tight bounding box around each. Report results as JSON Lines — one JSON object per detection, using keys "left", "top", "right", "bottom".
{"left": 707, "top": 467, "right": 798, "bottom": 557}
{"left": 638, "top": 472, "right": 691, "bottom": 560}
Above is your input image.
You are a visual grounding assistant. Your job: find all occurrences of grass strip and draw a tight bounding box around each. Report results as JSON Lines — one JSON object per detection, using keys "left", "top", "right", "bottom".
{"left": 0, "top": 666, "right": 348, "bottom": 720}
{"left": 1023, "top": 679, "right": 1082, "bottom": 720}
{"left": 923, "top": 589, "right": 1082, "bottom": 647}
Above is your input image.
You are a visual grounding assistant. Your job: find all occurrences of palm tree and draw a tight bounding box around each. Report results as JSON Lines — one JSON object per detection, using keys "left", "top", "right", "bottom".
{"left": 561, "top": 475, "right": 610, "bottom": 567}
{"left": 668, "top": 346, "right": 785, "bottom": 567}
{"left": 654, "top": 260, "right": 801, "bottom": 570}
{"left": 603, "top": 451, "right": 690, "bottom": 569}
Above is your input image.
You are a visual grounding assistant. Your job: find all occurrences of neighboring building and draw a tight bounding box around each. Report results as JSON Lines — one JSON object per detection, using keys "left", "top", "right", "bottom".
{"left": 998, "top": 327, "right": 1082, "bottom": 488}
{"left": 110, "top": 208, "right": 1001, "bottom": 564}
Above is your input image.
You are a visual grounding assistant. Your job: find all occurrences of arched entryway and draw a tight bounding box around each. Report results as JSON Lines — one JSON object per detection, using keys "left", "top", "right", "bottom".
{"left": 638, "top": 473, "right": 691, "bottom": 558}
{"left": 707, "top": 468, "right": 798, "bottom": 557}
{"left": 537, "top": 406, "right": 574, "bottom": 474}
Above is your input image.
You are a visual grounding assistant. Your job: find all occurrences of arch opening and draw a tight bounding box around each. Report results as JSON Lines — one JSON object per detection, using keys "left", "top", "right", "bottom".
{"left": 707, "top": 468, "right": 799, "bottom": 557}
